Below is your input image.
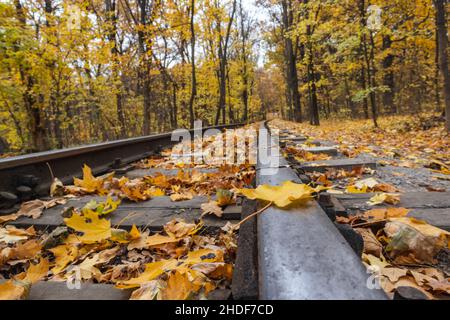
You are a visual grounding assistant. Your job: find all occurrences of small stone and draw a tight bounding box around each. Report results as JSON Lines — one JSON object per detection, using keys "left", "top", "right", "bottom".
{"left": 17, "top": 175, "right": 40, "bottom": 188}
{"left": 394, "top": 286, "right": 429, "bottom": 300}
{"left": 0, "top": 191, "right": 19, "bottom": 209}
{"left": 16, "top": 185, "right": 34, "bottom": 201}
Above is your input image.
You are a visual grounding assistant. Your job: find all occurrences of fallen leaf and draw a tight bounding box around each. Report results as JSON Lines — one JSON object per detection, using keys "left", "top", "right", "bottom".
{"left": 15, "top": 198, "right": 66, "bottom": 220}
{"left": 48, "top": 244, "right": 79, "bottom": 274}
{"left": 73, "top": 165, "right": 107, "bottom": 194}
{"left": 1, "top": 240, "right": 42, "bottom": 265}
{"left": 201, "top": 201, "right": 223, "bottom": 218}
{"left": 0, "top": 228, "right": 29, "bottom": 244}
{"left": 355, "top": 178, "right": 379, "bottom": 190}
{"left": 355, "top": 228, "right": 383, "bottom": 257}
{"left": 0, "top": 258, "right": 49, "bottom": 300}
{"left": 64, "top": 210, "right": 111, "bottom": 243}
{"left": 216, "top": 189, "right": 235, "bottom": 206}
{"left": 50, "top": 178, "right": 64, "bottom": 197}
{"left": 18, "top": 258, "right": 49, "bottom": 283}
{"left": 117, "top": 260, "right": 178, "bottom": 289}
{"left": 239, "top": 181, "right": 324, "bottom": 208}
{"left": 364, "top": 207, "right": 410, "bottom": 220}
{"left": 367, "top": 193, "right": 400, "bottom": 206}
{"left": 130, "top": 280, "right": 164, "bottom": 300}
{"left": 170, "top": 192, "right": 194, "bottom": 202}
{"left": 0, "top": 280, "right": 27, "bottom": 300}
{"left": 164, "top": 219, "right": 203, "bottom": 239}
{"left": 161, "top": 271, "right": 199, "bottom": 300}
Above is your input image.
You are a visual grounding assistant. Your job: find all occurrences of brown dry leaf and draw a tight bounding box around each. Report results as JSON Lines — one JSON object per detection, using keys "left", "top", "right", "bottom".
{"left": 0, "top": 213, "right": 21, "bottom": 224}
{"left": 50, "top": 178, "right": 65, "bottom": 197}
{"left": 164, "top": 219, "right": 203, "bottom": 239}
{"left": 374, "top": 183, "right": 400, "bottom": 193}
{"left": 1, "top": 240, "right": 42, "bottom": 265}
{"left": 170, "top": 192, "right": 194, "bottom": 202}
{"left": 426, "top": 279, "right": 450, "bottom": 294}
{"left": 355, "top": 228, "right": 383, "bottom": 257}
{"left": 215, "top": 189, "right": 235, "bottom": 206}
{"left": 384, "top": 218, "right": 448, "bottom": 264}
{"left": 191, "top": 262, "right": 233, "bottom": 280}
{"left": 130, "top": 280, "right": 165, "bottom": 300}
{"left": 15, "top": 198, "right": 66, "bottom": 220}
{"left": 382, "top": 268, "right": 407, "bottom": 282}
{"left": 201, "top": 201, "right": 223, "bottom": 218}
{"left": 75, "top": 246, "right": 120, "bottom": 281}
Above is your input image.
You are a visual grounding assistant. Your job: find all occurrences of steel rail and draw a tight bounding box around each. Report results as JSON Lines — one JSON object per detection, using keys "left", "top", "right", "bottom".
{"left": 256, "top": 122, "right": 387, "bottom": 299}
{"left": 0, "top": 123, "right": 242, "bottom": 199}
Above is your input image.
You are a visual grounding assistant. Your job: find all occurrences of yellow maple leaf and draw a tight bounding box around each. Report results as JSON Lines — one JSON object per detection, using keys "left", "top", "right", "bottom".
{"left": 161, "top": 271, "right": 199, "bottom": 300}
{"left": 181, "top": 249, "right": 223, "bottom": 265}
{"left": 117, "top": 259, "right": 178, "bottom": 289}
{"left": 346, "top": 185, "right": 368, "bottom": 194}
{"left": 48, "top": 244, "right": 79, "bottom": 274}
{"left": 239, "top": 181, "right": 324, "bottom": 208}
{"left": 146, "top": 234, "right": 180, "bottom": 247}
{"left": 367, "top": 193, "right": 400, "bottom": 206}
{"left": 19, "top": 258, "right": 49, "bottom": 283}
{"left": 0, "top": 280, "right": 27, "bottom": 300}
{"left": 364, "top": 207, "right": 410, "bottom": 220}
{"left": 73, "top": 165, "right": 106, "bottom": 194}
{"left": 0, "top": 258, "right": 49, "bottom": 300}
{"left": 129, "top": 225, "right": 141, "bottom": 240}
{"left": 64, "top": 210, "right": 111, "bottom": 243}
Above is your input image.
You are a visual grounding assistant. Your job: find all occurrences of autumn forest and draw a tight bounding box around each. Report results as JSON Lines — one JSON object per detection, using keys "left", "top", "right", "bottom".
{"left": 0, "top": 0, "right": 449, "bottom": 154}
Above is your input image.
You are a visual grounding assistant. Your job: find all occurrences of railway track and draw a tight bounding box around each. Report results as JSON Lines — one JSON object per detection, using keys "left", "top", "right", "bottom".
{"left": 0, "top": 121, "right": 448, "bottom": 300}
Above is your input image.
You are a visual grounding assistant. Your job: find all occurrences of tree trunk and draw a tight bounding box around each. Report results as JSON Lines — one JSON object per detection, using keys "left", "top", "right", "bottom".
{"left": 382, "top": 35, "right": 396, "bottom": 114}
{"left": 215, "top": 0, "right": 237, "bottom": 125}
{"left": 188, "top": 0, "right": 196, "bottom": 128}
{"left": 306, "top": 24, "right": 319, "bottom": 126}
{"left": 282, "top": 0, "right": 302, "bottom": 122}
{"left": 360, "top": 0, "right": 378, "bottom": 127}
{"left": 434, "top": 0, "right": 450, "bottom": 131}
{"left": 14, "top": 0, "right": 48, "bottom": 151}
{"left": 137, "top": 0, "right": 153, "bottom": 135}
{"left": 105, "top": 0, "right": 126, "bottom": 138}
{"left": 434, "top": 15, "right": 442, "bottom": 113}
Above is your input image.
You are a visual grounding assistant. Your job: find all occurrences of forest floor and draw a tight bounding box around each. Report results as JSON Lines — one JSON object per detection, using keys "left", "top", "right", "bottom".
{"left": 270, "top": 116, "right": 450, "bottom": 299}
{"left": 272, "top": 115, "right": 450, "bottom": 191}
